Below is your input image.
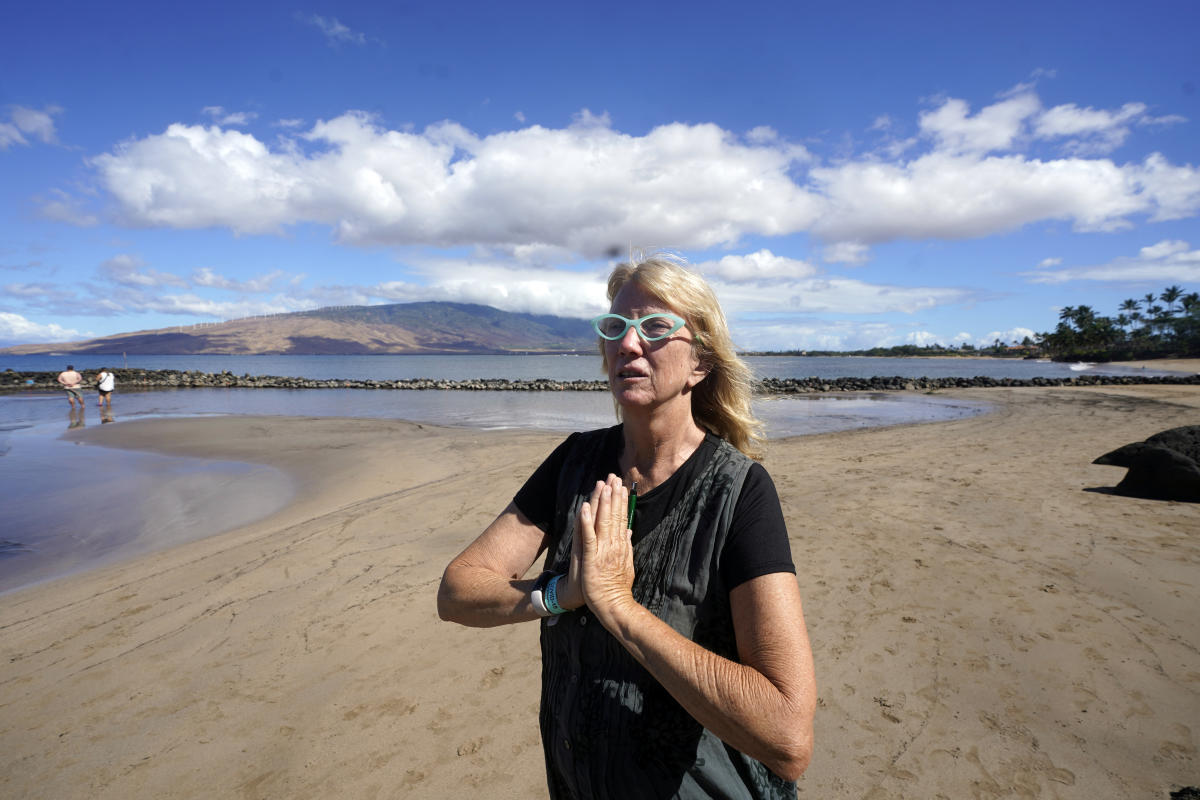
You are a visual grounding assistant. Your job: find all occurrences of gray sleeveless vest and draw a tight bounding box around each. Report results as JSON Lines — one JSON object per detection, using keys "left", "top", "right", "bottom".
{"left": 538, "top": 427, "right": 796, "bottom": 800}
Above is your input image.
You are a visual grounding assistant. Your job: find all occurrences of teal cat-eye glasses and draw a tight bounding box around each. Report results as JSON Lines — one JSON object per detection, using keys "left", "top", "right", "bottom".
{"left": 591, "top": 313, "right": 688, "bottom": 342}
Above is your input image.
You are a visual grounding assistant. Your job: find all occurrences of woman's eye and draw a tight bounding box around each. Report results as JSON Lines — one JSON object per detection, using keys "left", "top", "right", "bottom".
{"left": 643, "top": 319, "right": 673, "bottom": 336}
{"left": 600, "top": 319, "right": 626, "bottom": 336}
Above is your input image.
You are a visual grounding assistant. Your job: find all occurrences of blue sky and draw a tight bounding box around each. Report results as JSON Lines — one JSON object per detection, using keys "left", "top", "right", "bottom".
{"left": 2, "top": 0, "right": 1198, "bottom": 350}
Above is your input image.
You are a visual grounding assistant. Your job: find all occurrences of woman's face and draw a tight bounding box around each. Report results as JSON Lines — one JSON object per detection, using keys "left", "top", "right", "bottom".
{"left": 605, "top": 282, "right": 707, "bottom": 414}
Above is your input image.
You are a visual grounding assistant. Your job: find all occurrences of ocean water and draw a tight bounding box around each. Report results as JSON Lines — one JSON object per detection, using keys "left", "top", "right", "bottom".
{"left": 1, "top": 352, "right": 1178, "bottom": 382}
{"left": 0, "top": 411, "right": 293, "bottom": 595}
{"left": 10, "top": 349, "right": 1158, "bottom": 596}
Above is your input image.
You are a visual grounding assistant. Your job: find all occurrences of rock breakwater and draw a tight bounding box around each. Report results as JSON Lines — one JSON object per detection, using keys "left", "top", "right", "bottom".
{"left": 4, "top": 368, "right": 1198, "bottom": 394}
{"left": 758, "top": 374, "right": 1200, "bottom": 392}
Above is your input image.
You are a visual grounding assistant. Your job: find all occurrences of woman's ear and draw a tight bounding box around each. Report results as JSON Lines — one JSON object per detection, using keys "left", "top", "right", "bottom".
{"left": 686, "top": 354, "right": 710, "bottom": 388}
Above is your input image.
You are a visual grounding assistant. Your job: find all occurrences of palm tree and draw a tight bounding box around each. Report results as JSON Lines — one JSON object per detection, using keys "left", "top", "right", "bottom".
{"left": 1161, "top": 285, "right": 1184, "bottom": 315}
{"left": 1038, "top": 285, "right": 1199, "bottom": 359}
{"left": 1146, "top": 304, "right": 1168, "bottom": 339}
{"left": 1119, "top": 299, "right": 1140, "bottom": 334}
{"left": 1176, "top": 293, "right": 1200, "bottom": 352}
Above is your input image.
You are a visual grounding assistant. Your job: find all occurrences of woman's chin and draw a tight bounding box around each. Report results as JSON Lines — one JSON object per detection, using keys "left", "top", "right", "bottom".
{"left": 613, "top": 387, "right": 682, "bottom": 413}
{"left": 612, "top": 389, "right": 654, "bottom": 409}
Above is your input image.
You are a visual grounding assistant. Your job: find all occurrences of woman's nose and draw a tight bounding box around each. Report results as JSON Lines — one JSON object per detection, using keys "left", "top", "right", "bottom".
{"left": 618, "top": 323, "right": 644, "bottom": 354}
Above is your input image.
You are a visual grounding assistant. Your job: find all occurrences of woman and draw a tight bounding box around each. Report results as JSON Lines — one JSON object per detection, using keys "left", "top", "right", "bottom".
{"left": 438, "top": 256, "right": 815, "bottom": 798}
{"left": 96, "top": 368, "right": 115, "bottom": 408}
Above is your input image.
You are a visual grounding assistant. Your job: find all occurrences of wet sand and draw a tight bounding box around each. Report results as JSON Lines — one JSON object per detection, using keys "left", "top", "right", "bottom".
{"left": 0, "top": 423, "right": 293, "bottom": 595}
{"left": 1118, "top": 357, "right": 1200, "bottom": 374}
{"left": 1, "top": 385, "right": 1197, "bottom": 798}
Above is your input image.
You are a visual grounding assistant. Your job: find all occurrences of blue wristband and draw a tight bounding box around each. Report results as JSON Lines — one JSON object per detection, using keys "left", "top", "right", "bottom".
{"left": 544, "top": 574, "right": 567, "bottom": 615}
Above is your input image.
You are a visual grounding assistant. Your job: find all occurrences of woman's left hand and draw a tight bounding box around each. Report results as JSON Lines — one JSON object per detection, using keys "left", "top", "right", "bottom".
{"left": 571, "top": 474, "right": 636, "bottom": 618}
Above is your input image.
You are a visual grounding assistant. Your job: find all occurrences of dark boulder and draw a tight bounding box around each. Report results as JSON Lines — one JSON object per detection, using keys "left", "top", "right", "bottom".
{"left": 1093, "top": 425, "right": 1200, "bottom": 502}
{"left": 1144, "top": 425, "right": 1200, "bottom": 461}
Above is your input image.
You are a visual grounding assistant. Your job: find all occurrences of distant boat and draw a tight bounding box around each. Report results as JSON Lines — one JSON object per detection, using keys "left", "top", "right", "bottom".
{"left": 1036, "top": 359, "right": 1051, "bottom": 363}
{"left": 1069, "top": 362, "right": 1095, "bottom": 371}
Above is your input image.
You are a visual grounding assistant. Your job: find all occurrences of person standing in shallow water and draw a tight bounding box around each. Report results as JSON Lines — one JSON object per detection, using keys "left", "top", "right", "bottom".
{"left": 57, "top": 365, "right": 84, "bottom": 409}
{"left": 439, "top": 254, "right": 816, "bottom": 799}
{"left": 96, "top": 368, "right": 115, "bottom": 408}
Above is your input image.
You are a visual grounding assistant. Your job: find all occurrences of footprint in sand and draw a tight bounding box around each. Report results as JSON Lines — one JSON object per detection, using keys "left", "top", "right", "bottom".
{"left": 481, "top": 665, "right": 505, "bottom": 688}
{"left": 457, "top": 737, "right": 486, "bottom": 756}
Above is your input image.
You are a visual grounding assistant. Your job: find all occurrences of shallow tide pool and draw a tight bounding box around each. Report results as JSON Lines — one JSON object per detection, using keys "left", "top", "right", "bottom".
{"left": 0, "top": 388, "right": 989, "bottom": 594}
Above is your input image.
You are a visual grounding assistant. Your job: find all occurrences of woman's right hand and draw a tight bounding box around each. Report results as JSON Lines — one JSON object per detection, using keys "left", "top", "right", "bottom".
{"left": 558, "top": 476, "right": 634, "bottom": 614}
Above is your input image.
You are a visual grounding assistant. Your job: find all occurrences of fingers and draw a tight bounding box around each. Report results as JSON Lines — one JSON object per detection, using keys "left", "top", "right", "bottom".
{"left": 578, "top": 477, "right": 629, "bottom": 546}
{"left": 593, "top": 475, "right": 626, "bottom": 539}
{"left": 577, "top": 500, "right": 592, "bottom": 542}
{"left": 577, "top": 480, "right": 604, "bottom": 546}
{"left": 571, "top": 476, "right": 636, "bottom": 612}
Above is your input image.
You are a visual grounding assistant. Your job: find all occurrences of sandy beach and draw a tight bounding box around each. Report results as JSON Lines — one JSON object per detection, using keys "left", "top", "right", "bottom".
{"left": 1119, "top": 357, "right": 1200, "bottom": 375}
{"left": 2, "top": 383, "right": 1198, "bottom": 798}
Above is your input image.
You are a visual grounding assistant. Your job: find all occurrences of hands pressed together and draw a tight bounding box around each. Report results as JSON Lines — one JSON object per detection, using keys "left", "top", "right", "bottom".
{"left": 556, "top": 474, "right": 637, "bottom": 622}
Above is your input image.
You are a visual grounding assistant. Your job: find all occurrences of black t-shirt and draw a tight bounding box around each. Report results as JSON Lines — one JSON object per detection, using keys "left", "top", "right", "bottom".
{"left": 514, "top": 426, "right": 795, "bottom": 590}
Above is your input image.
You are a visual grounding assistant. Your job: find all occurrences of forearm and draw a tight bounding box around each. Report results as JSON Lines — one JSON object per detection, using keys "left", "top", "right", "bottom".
{"left": 437, "top": 502, "right": 551, "bottom": 628}
{"left": 601, "top": 601, "right": 813, "bottom": 780}
{"left": 436, "top": 563, "right": 542, "bottom": 628}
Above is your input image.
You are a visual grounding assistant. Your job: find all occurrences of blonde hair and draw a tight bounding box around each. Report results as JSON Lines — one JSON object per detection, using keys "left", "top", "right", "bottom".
{"left": 602, "top": 254, "right": 765, "bottom": 459}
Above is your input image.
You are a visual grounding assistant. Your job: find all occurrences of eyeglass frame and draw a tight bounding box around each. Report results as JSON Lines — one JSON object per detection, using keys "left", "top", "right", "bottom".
{"left": 590, "top": 312, "right": 690, "bottom": 342}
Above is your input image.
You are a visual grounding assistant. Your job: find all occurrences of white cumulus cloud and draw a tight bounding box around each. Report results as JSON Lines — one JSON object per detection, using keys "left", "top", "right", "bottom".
{"left": 1022, "top": 239, "right": 1200, "bottom": 284}
{"left": 368, "top": 260, "right": 608, "bottom": 318}
{"left": 1033, "top": 101, "right": 1145, "bottom": 153}
{"left": 981, "top": 327, "right": 1037, "bottom": 346}
{"left": 87, "top": 113, "right": 822, "bottom": 255}
{"left": 809, "top": 150, "right": 1158, "bottom": 242}
{"left": 694, "top": 250, "right": 820, "bottom": 281}
{"left": 65, "top": 87, "right": 1200, "bottom": 259}
{"left": 905, "top": 331, "right": 943, "bottom": 346}
{"left": 0, "top": 312, "right": 87, "bottom": 343}
{"left": 919, "top": 92, "right": 1041, "bottom": 155}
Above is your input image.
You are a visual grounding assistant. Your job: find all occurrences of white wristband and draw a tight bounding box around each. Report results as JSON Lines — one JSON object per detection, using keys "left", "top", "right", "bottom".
{"left": 530, "top": 586, "right": 552, "bottom": 617}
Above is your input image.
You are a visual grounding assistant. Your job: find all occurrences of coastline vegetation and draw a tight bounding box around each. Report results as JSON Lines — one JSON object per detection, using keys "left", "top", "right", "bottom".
{"left": 745, "top": 343, "right": 1009, "bottom": 358}
{"left": 748, "top": 285, "right": 1199, "bottom": 363}
{"left": 1035, "top": 285, "right": 1199, "bottom": 362}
